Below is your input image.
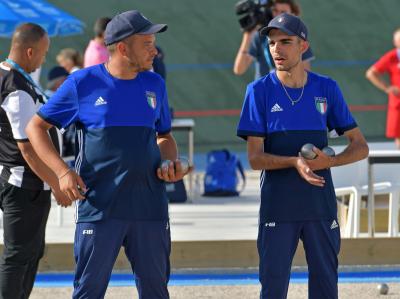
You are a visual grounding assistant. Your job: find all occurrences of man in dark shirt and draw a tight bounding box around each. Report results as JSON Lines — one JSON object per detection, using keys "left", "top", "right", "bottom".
{"left": 27, "top": 11, "right": 191, "bottom": 299}
{"left": 237, "top": 14, "right": 368, "bottom": 298}
{"left": 0, "top": 23, "right": 69, "bottom": 299}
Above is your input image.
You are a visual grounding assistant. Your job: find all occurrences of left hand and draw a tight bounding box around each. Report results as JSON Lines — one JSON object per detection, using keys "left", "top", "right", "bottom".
{"left": 58, "top": 169, "right": 86, "bottom": 201}
{"left": 157, "top": 159, "right": 193, "bottom": 182}
{"left": 306, "top": 146, "right": 334, "bottom": 171}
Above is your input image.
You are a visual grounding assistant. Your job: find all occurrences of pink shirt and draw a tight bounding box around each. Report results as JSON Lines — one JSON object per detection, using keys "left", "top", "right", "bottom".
{"left": 84, "top": 40, "right": 109, "bottom": 67}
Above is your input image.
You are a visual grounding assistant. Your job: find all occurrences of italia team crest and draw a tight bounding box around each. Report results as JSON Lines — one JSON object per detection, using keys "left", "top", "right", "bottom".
{"left": 146, "top": 91, "right": 157, "bottom": 109}
{"left": 315, "top": 97, "right": 327, "bottom": 114}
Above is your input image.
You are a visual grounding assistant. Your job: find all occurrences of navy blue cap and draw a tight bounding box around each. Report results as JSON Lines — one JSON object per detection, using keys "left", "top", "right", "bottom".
{"left": 104, "top": 10, "right": 167, "bottom": 46}
{"left": 47, "top": 66, "right": 68, "bottom": 89}
{"left": 47, "top": 66, "right": 68, "bottom": 81}
{"left": 259, "top": 13, "right": 308, "bottom": 41}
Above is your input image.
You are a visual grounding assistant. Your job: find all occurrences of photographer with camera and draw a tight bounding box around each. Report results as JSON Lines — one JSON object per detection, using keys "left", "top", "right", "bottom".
{"left": 233, "top": 0, "right": 314, "bottom": 79}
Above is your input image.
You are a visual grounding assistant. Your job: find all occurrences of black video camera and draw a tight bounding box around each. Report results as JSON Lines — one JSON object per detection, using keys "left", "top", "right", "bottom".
{"left": 235, "top": 0, "right": 273, "bottom": 32}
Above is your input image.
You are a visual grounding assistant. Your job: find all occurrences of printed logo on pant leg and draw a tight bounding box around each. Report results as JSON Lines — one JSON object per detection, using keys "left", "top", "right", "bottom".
{"left": 330, "top": 220, "right": 338, "bottom": 230}
{"left": 265, "top": 222, "right": 276, "bottom": 227}
{"left": 82, "top": 229, "right": 93, "bottom": 235}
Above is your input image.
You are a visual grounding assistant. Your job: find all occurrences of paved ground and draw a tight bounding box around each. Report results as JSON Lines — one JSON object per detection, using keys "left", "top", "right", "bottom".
{"left": 30, "top": 282, "right": 400, "bottom": 298}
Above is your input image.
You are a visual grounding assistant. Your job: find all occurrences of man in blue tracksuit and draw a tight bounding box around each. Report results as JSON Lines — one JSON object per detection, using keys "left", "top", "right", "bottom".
{"left": 237, "top": 14, "right": 369, "bottom": 298}
{"left": 26, "top": 10, "right": 191, "bottom": 299}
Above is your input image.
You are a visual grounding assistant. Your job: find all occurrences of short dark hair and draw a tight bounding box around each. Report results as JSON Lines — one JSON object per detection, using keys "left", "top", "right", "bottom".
{"left": 11, "top": 23, "right": 47, "bottom": 49}
{"left": 106, "top": 43, "right": 117, "bottom": 54}
{"left": 271, "top": 0, "right": 301, "bottom": 16}
{"left": 94, "top": 17, "right": 111, "bottom": 38}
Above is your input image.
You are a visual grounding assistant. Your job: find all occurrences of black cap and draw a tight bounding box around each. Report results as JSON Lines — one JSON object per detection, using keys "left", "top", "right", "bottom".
{"left": 260, "top": 13, "right": 308, "bottom": 41}
{"left": 104, "top": 10, "right": 167, "bottom": 46}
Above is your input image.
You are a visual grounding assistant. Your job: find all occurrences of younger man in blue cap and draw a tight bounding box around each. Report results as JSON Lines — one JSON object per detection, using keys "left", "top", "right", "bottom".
{"left": 237, "top": 13, "right": 369, "bottom": 299}
{"left": 27, "top": 10, "right": 191, "bottom": 298}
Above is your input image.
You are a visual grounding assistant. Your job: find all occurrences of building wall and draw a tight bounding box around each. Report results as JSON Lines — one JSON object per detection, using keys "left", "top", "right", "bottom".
{"left": 0, "top": 0, "right": 397, "bottom": 151}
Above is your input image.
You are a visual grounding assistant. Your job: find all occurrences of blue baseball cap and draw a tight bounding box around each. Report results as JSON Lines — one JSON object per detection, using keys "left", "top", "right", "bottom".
{"left": 259, "top": 13, "right": 308, "bottom": 41}
{"left": 47, "top": 66, "right": 68, "bottom": 81}
{"left": 104, "top": 10, "right": 167, "bottom": 46}
{"left": 47, "top": 66, "right": 69, "bottom": 89}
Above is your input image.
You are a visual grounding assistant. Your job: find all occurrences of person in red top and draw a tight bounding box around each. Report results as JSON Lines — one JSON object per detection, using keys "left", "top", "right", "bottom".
{"left": 366, "top": 28, "right": 400, "bottom": 148}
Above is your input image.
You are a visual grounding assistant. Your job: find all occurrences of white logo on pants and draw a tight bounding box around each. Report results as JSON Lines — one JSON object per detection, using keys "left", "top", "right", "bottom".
{"left": 265, "top": 222, "right": 276, "bottom": 227}
{"left": 330, "top": 220, "right": 338, "bottom": 230}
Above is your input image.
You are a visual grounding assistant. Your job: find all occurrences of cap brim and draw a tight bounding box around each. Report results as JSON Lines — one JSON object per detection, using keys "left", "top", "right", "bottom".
{"left": 259, "top": 25, "right": 296, "bottom": 37}
{"left": 138, "top": 24, "right": 168, "bottom": 34}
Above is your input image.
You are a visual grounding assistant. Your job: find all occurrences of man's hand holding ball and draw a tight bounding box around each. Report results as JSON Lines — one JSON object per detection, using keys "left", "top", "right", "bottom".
{"left": 157, "top": 157, "right": 193, "bottom": 182}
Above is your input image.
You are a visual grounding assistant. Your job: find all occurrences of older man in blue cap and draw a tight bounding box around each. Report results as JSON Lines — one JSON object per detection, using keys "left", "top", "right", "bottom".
{"left": 26, "top": 10, "right": 191, "bottom": 298}
{"left": 237, "top": 13, "right": 369, "bottom": 299}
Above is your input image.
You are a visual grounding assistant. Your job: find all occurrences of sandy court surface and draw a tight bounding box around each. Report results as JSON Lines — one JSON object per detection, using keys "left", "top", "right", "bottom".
{"left": 30, "top": 282, "right": 400, "bottom": 298}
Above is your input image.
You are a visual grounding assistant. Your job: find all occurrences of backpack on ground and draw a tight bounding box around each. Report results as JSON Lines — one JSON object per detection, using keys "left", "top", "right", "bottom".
{"left": 203, "top": 149, "right": 246, "bottom": 197}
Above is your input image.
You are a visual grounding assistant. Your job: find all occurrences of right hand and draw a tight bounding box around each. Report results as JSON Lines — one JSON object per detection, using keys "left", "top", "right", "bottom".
{"left": 386, "top": 85, "right": 400, "bottom": 96}
{"left": 52, "top": 187, "right": 72, "bottom": 207}
{"left": 243, "top": 25, "right": 260, "bottom": 35}
{"left": 59, "top": 169, "right": 86, "bottom": 201}
{"left": 295, "top": 154, "right": 325, "bottom": 187}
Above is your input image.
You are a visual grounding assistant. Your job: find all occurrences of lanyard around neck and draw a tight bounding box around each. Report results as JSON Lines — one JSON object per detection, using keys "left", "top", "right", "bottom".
{"left": 5, "top": 58, "right": 49, "bottom": 100}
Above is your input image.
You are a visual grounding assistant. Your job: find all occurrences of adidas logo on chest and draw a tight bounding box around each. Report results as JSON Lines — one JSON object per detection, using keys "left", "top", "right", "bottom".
{"left": 94, "top": 96, "right": 107, "bottom": 106}
{"left": 271, "top": 103, "right": 283, "bottom": 112}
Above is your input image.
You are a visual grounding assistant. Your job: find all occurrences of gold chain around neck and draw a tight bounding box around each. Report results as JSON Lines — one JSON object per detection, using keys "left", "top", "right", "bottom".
{"left": 279, "top": 73, "right": 306, "bottom": 106}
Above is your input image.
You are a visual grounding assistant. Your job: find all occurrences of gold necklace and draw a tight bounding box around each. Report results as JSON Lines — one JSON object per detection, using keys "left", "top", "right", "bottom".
{"left": 279, "top": 74, "right": 306, "bottom": 106}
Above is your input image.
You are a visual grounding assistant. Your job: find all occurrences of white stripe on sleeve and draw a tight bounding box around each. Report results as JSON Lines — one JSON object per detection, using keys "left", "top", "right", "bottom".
{"left": 1, "top": 90, "right": 39, "bottom": 140}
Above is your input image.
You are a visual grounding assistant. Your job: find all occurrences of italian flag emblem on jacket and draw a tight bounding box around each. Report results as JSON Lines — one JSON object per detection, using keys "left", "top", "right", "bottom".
{"left": 315, "top": 97, "right": 327, "bottom": 114}
{"left": 146, "top": 91, "right": 157, "bottom": 109}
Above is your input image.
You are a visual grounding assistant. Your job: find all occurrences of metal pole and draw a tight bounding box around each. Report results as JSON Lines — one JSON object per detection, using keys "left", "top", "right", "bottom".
{"left": 188, "top": 128, "right": 194, "bottom": 198}
{"left": 367, "top": 160, "right": 374, "bottom": 237}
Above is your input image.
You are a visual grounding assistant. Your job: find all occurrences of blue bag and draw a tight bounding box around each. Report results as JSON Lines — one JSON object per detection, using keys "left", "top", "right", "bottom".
{"left": 203, "top": 149, "right": 246, "bottom": 196}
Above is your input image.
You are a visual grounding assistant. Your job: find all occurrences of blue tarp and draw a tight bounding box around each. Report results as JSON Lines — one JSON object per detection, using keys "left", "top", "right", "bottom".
{"left": 0, "top": 0, "right": 84, "bottom": 37}
{"left": 34, "top": 271, "right": 400, "bottom": 287}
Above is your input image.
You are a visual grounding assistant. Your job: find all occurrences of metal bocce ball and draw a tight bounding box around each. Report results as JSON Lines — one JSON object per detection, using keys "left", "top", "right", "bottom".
{"left": 161, "top": 158, "right": 190, "bottom": 174}
{"left": 322, "top": 146, "right": 336, "bottom": 157}
{"left": 160, "top": 160, "right": 172, "bottom": 172}
{"left": 300, "top": 143, "right": 317, "bottom": 160}
{"left": 377, "top": 283, "right": 389, "bottom": 295}
{"left": 178, "top": 157, "right": 190, "bottom": 174}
